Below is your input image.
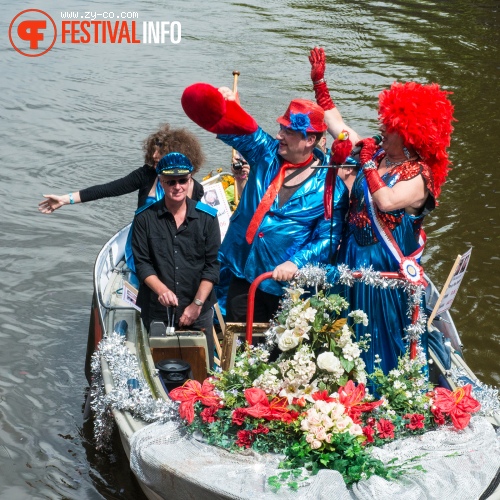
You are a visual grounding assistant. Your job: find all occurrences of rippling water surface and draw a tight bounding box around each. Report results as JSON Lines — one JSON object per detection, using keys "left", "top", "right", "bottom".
{"left": 1, "top": 0, "right": 498, "bottom": 497}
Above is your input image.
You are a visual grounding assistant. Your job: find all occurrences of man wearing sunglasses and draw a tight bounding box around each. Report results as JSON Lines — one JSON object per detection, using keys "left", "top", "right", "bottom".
{"left": 182, "top": 84, "right": 349, "bottom": 323}
{"left": 131, "top": 152, "right": 221, "bottom": 368}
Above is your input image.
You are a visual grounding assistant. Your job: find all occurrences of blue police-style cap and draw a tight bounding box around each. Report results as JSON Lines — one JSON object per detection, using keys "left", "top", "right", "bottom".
{"left": 156, "top": 152, "right": 194, "bottom": 176}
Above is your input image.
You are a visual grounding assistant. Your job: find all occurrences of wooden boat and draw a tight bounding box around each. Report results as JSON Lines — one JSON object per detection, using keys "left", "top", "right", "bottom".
{"left": 87, "top": 220, "right": 500, "bottom": 500}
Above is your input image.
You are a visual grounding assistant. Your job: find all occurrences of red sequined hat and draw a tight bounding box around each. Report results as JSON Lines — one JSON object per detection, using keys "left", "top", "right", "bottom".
{"left": 276, "top": 99, "right": 327, "bottom": 135}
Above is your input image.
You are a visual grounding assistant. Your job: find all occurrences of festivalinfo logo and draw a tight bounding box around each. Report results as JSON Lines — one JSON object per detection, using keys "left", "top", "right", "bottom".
{"left": 9, "top": 9, "right": 182, "bottom": 57}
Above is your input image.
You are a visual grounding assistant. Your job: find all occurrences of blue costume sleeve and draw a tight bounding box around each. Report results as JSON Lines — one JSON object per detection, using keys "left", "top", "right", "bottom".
{"left": 218, "top": 127, "right": 279, "bottom": 176}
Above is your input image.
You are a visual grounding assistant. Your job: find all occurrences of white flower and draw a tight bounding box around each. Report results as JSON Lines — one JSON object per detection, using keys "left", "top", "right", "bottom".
{"left": 348, "top": 310, "right": 369, "bottom": 326}
{"left": 278, "top": 331, "right": 300, "bottom": 351}
{"left": 342, "top": 342, "right": 361, "bottom": 361}
{"left": 393, "top": 380, "right": 402, "bottom": 389}
{"left": 311, "top": 439, "right": 322, "bottom": 450}
{"left": 317, "top": 351, "right": 343, "bottom": 376}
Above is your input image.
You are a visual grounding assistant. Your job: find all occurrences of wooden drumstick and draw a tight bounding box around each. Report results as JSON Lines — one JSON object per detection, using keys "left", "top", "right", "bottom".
{"left": 232, "top": 70, "right": 241, "bottom": 204}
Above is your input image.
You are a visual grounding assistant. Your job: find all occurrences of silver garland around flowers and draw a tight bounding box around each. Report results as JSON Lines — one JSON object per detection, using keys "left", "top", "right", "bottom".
{"left": 450, "top": 366, "right": 500, "bottom": 418}
{"left": 90, "top": 332, "right": 180, "bottom": 450}
{"left": 337, "top": 264, "right": 427, "bottom": 342}
{"left": 290, "top": 264, "right": 329, "bottom": 290}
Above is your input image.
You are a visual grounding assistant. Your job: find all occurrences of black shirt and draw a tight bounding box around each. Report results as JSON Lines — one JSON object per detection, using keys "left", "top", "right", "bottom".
{"left": 132, "top": 197, "right": 221, "bottom": 325}
{"left": 79, "top": 165, "right": 205, "bottom": 208}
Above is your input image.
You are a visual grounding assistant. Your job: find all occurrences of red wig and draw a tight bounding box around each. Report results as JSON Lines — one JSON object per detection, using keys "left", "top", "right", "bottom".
{"left": 378, "top": 82, "right": 455, "bottom": 198}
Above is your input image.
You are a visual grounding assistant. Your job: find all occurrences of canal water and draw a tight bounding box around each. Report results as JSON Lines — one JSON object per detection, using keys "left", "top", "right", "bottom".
{"left": 1, "top": 0, "right": 498, "bottom": 497}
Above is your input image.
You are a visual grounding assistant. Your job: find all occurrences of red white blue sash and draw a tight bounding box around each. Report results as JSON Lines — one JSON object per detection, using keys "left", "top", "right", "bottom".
{"left": 363, "top": 178, "right": 427, "bottom": 286}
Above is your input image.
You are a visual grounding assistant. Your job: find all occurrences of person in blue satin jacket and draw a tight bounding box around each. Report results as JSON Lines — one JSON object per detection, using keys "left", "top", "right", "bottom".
{"left": 182, "top": 83, "right": 349, "bottom": 322}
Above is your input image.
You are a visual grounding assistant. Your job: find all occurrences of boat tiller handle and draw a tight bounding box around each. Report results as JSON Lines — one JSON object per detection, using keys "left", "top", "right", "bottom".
{"left": 246, "top": 271, "right": 273, "bottom": 345}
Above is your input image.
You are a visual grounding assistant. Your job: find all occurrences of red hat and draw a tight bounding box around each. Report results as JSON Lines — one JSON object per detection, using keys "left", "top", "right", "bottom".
{"left": 181, "top": 83, "right": 257, "bottom": 135}
{"left": 276, "top": 99, "right": 327, "bottom": 135}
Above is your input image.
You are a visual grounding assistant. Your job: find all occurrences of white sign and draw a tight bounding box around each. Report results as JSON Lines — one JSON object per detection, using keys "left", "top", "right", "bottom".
{"left": 436, "top": 247, "right": 472, "bottom": 315}
{"left": 122, "top": 280, "right": 141, "bottom": 311}
{"left": 202, "top": 182, "right": 232, "bottom": 241}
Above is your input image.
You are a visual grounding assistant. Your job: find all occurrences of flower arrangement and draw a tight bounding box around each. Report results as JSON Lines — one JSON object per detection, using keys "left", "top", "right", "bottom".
{"left": 169, "top": 285, "right": 481, "bottom": 489}
{"left": 202, "top": 168, "right": 237, "bottom": 209}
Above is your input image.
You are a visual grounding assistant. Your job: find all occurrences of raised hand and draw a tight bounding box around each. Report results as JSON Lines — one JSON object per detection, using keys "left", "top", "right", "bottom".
{"left": 308, "top": 47, "right": 335, "bottom": 111}
{"left": 309, "top": 47, "right": 326, "bottom": 84}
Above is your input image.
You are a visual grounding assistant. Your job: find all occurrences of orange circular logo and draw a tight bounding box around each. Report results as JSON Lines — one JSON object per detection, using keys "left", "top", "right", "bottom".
{"left": 9, "top": 9, "right": 57, "bottom": 57}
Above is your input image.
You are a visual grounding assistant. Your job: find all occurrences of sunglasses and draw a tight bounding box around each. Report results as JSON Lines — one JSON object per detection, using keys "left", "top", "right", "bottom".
{"left": 162, "top": 177, "right": 190, "bottom": 187}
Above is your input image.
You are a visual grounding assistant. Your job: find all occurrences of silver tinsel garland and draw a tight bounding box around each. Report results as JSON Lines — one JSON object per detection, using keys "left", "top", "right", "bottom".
{"left": 337, "top": 264, "right": 427, "bottom": 342}
{"left": 90, "top": 332, "right": 180, "bottom": 450}
{"left": 450, "top": 366, "right": 500, "bottom": 418}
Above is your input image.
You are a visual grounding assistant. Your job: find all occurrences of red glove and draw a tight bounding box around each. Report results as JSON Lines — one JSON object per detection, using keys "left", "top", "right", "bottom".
{"left": 356, "top": 138, "right": 379, "bottom": 166}
{"left": 309, "top": 47, "right": 326, "bottom": 83}
{"left": 181, "top": 83, "right": 258, "bottom": 135}
{"left": 309, "top": 47, "right": 335, "bottom": 111}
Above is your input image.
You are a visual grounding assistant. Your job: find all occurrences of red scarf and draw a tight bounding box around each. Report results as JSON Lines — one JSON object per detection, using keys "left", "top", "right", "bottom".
{"left": 246, "top": 155, "right": 313, "bottom": 244}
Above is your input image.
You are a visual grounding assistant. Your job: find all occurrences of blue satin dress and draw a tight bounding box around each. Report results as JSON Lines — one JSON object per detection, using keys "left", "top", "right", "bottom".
{"left": 217, "top": 127, "right": 349, "bottom": 300}
{"left": 337, "top": 160, "right": 432, "bottom": 375}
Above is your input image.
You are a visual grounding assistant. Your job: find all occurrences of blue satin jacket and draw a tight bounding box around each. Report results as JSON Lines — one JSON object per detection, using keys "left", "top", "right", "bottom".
{"left": 217, "top": 127, "right": 349, "bottom": 296}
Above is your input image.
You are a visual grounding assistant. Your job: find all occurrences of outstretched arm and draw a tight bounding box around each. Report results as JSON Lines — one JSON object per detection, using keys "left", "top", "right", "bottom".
{"left": 38, "top": 192, "right": 82, "bottom": 213}
{"left": 309, "top": 47, "right": 362, "bottom": 144}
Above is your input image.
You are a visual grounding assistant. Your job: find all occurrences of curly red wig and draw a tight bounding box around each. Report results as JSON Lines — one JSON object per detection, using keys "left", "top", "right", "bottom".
{"left": 378, "top": 82, "right": 455, "bottom": 198}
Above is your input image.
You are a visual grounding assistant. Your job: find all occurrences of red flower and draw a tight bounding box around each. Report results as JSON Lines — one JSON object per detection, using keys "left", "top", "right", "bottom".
{"left": 234, "top": 388, "right": 298, "bottom": 423}
{"left": 292, "top": 397, "right": 307, "bottom": 407}
{"left": 232, "top": 407, "right": 247, "bottom": 426}
{"left": 252, "top": 423, "right": 270, "bottom": 435}
{"left": 376, "top": 419, "right": 395, "bottom": 439}
{"left": 200, "top": 406, "right": 219, "bottom": 423}
{"left": 404, "top": 413, "right": 425, "bottom": 430}
{"left": 432, "top": 384, "right": 480, "bottom": 430}
{"left": 235, "top": 430, "right": 254, "bottom": 448}
{"left": 311, "top": 390, "right": 336, "bottom": 403}
{"left": 169, "top": 379, "right": 221, "bottom": 424}
{"left": 362, "top": 424, "right": 375, "bottom": 444}
{"left": 431, "top": 406, "right": 446, "bottom": 426}
{"left": 338, "top": 380, "right": 383, "bottom": 423}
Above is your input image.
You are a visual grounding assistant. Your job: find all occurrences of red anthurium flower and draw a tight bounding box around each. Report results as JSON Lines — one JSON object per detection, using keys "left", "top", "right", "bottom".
{"left": 403, "top": 413, "right": 425, "bottom": 430}
{"left": 169, "top": 378, "right": 221, "bottom": 424}
{"left": 376, "top": 419, "right": 395, "bottom": 439}
{"left": 338, "top": 380, "right": 383, "bottom": 423}
{"left": 433, "top": 384, "right": 480, "bottom": 430}
{"left": 311, "top": 390, "right": 336, "bottom": 403}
